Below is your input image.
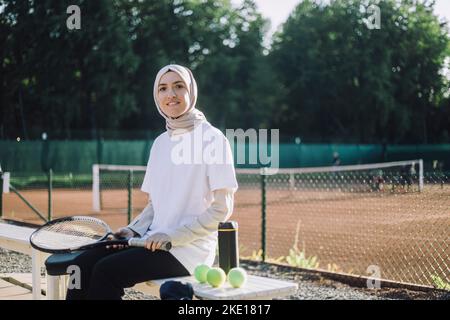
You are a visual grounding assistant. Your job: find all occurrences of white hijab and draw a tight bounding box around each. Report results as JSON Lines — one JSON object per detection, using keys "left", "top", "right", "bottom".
{"left": 153, "top": 64, "right": 207, "bottom": 136}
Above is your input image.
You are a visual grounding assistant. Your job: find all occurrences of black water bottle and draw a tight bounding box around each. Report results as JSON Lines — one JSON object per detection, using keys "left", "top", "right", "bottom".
{"left": 218, "top": 221, "right": 239, "bottom": 274}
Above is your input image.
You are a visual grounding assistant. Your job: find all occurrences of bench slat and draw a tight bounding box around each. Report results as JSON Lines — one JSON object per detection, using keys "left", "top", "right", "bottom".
{"left": 0, "top": 223, "right": 46, "bottom": 300}
{"left": 0, "top": 224, "right": 36, "bottom": 244}
{"left": 148, "top": 275, "right": 298, "bottom": 300}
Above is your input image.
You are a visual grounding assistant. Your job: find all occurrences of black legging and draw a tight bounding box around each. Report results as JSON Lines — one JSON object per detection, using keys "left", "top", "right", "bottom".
{"left": 65, "top": 247, "right": 190, "bottom": 300}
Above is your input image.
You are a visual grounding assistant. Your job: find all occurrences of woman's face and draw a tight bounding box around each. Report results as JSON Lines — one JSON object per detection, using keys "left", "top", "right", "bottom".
{"left": 157, "top": 71, "right": 190, "bottom": 118}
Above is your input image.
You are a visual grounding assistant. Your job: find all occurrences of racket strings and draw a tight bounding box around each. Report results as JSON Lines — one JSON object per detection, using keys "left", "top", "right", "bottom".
{"left": 49, "top": 221, "right": 104, "bottom": 238}
{"left": 31, "top": 219, "right": 109, "bottom": 250}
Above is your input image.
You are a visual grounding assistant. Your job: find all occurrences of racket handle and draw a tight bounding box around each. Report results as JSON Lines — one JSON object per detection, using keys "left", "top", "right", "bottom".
{"left": 128, "top": 238, "right": 172, "bottom": 251}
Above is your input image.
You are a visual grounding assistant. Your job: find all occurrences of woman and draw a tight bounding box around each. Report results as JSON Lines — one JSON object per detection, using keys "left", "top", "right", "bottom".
{"left": 66, "top": 64, "right": 238, "bottom": 300}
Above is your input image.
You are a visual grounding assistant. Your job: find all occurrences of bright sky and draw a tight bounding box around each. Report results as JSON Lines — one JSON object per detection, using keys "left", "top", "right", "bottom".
{"left": 232, "top": 0, "right": 450, "bottom": 37}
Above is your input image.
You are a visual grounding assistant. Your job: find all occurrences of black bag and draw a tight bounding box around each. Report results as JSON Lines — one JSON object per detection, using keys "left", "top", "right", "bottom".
{"left": 159, "top": 280, "right": 194, "bottom": 300}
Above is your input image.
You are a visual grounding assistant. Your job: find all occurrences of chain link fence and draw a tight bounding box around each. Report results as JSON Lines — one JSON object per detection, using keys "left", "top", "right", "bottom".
{"left": 1, "top": 160, "right": 449, "bottom": 290}
{"left": 0, "top": 168, "right": 140, "bottom": 229}
{"left": 233, "top": 161, "right": 449, "bottom": 290}
{"left": 1, "top": 171, "right": 50, "bottom": 223}
{"left": 94, "top": 165, "right": 147, "bottom": 225}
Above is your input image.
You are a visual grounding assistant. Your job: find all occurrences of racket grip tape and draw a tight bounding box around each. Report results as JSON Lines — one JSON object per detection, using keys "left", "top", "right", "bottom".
{"left": 128, "top": 238, "right": 172, "bottom": 251}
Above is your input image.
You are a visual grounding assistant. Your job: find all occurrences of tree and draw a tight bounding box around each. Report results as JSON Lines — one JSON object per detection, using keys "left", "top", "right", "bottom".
{"left": 116, "top": 0, "right": 271, "bottom": 133}
{"left": 269, "top": 0, "right": 450, "bottom": 143}
{"left": 1, "top": 0, "right": 138, "bottom": 139}
{"left": 2, "top": 0, "right": 448, "bottom": 143}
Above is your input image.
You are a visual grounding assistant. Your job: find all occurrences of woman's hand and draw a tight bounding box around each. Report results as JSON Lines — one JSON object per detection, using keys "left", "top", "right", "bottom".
{"left": 106, "top": 227, "right": 136, "bottom": 250}
{"left": 114, "top": 227, "right": 135, "bottom": 239}
{"left": 145, "top": 233, "right": 171, "bottom": 252}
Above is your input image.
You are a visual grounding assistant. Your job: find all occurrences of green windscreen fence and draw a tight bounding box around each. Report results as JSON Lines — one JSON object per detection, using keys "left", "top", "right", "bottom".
{"left": 385, "top": 144, "right": 450, "bottom": 165}
{"left": 0, "top": 140, "right": 153, "bottom": 173}
{"left": 1, "top": 140, "right": 449, "bottom": 173}
{"left": 280, "top": 143, "right": 384, "bottom": 167}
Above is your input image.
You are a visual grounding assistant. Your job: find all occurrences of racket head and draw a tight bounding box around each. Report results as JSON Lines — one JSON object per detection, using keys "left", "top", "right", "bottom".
{"left": 30, "top": 216, "right": 113, "bottom": 253}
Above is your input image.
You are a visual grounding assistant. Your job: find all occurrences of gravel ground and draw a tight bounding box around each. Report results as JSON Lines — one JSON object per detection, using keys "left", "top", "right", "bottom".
{"left": 240, "top": 260, "right": 450, "bottom": 300}
{"left": 1, "top": 248, "right": 448, "bottom": 300}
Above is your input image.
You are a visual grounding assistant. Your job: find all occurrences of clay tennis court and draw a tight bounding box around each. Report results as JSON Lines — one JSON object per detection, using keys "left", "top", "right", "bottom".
{"left": 2, "top": 181, "right": 449, "bottom": 288}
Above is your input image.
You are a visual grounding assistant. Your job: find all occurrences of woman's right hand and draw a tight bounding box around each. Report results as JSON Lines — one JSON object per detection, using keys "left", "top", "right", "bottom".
{"left": 106, "top": 227, "right": 135, "bottom": 249}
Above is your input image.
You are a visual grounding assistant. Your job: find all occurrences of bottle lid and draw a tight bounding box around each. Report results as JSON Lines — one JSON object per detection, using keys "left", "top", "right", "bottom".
{"left": 218, "top": 221, "right": 238, "bottom": 230}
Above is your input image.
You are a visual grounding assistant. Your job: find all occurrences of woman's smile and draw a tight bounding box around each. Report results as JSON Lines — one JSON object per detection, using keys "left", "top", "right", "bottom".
{"left": 167, "top": 101, "right": 180, "bottom": 106}
{"left": 157, "top": 71, "right": 190, "bottom": 118}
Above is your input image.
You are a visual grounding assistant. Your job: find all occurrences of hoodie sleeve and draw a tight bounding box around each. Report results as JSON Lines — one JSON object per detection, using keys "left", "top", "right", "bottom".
{"left": 127, "top": 201, "right": 155, "bottom": 237}
{"left": 165, "top": 188, "right": 235, "bottom": 246}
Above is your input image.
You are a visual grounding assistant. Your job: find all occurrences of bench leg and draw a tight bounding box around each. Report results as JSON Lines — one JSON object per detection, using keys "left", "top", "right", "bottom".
{"left": 60, "top": 275, "right": 68, "bottom": 299}
{"left": 31, "top": 249, "right": 42, "bottom": 300}
{"left": 47, "top": 275, "right": 61, "bottom": 300}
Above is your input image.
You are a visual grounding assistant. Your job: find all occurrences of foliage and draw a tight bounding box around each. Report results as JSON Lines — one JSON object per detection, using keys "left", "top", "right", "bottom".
{"left": 285, "top": 219, "right": 320, "bottom": 269}
{"left": 286, "top": 247, "right": 320, "bottom": 269}
{"left": 1, "top": 0, "right": 449, "bottom": 143}
{"left": 269, "top": 0, "right": 450, "bottom": 143}
{"left": 431, "top": 274, "right": 450, "bottom": 290}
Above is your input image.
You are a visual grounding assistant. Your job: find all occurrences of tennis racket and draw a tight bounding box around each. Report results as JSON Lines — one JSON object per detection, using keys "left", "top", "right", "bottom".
{"left": 29, "top": 216, "right": 171, "bottom": 254}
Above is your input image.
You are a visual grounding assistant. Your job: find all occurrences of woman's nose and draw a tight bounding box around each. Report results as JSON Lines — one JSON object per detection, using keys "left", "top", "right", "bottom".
{"left": 168, "top": 87, "right": 177, "bottom": 98}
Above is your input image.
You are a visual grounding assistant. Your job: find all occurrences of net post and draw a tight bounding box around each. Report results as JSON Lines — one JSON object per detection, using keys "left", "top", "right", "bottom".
{"left": 289, "top": 172, "right": 295, "bottom": 191}
{"left": 48, "top": 169, "right": 53, "bottom": 221}
{"left": 0, "top": 171, "right": 3, "bottom": 218}
{"left": 0, "top": 171, "right": 9, "bottom": 218}
{"left": 260, "top": 167, "right": 267, "bottom": 263}
{"left": 2, "top": 172, "right": 9, "bottom": 194}
{"left": 92, "top": 164, "right": 101, "bottom": 212}
{"left": 419, "top": 159, "right": 424, "bottom": 192}
{"left": 127, "top": 170, "right": 133, "bottom": 224}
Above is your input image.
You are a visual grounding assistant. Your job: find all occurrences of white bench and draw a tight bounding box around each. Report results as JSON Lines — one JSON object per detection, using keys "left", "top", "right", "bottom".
{"left": 46, "top": 263, "right": 298, "bottom": 300}
{"left": 47, "top": 273, "right": 298, "bottom": 300}
{"left": 141, "top": 275, "right": 298, "bottom": 300}
{"left": 0, "top": 223, "right": 298, "bottom": 300}
{"left": 0, "top": 223, "right": 49, "bottom": 299}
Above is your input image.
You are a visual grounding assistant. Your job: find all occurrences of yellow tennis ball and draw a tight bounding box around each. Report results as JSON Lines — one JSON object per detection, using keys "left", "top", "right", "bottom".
{"left": 227, "top": 267, "right": 247, "bottom": 288}
{"left": 206, "top": 267, "right": 226, "bottom": 288}
{"left": 194, "top": 264, "right": 210, "bottom": 283}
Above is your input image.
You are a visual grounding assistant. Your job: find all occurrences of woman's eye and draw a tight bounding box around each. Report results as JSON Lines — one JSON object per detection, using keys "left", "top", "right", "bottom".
{"left": 159, "top": 87, "right": 166, "bottom": 92}
{"left": 176, "top": 85, "right": 184, "bottom": 89}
